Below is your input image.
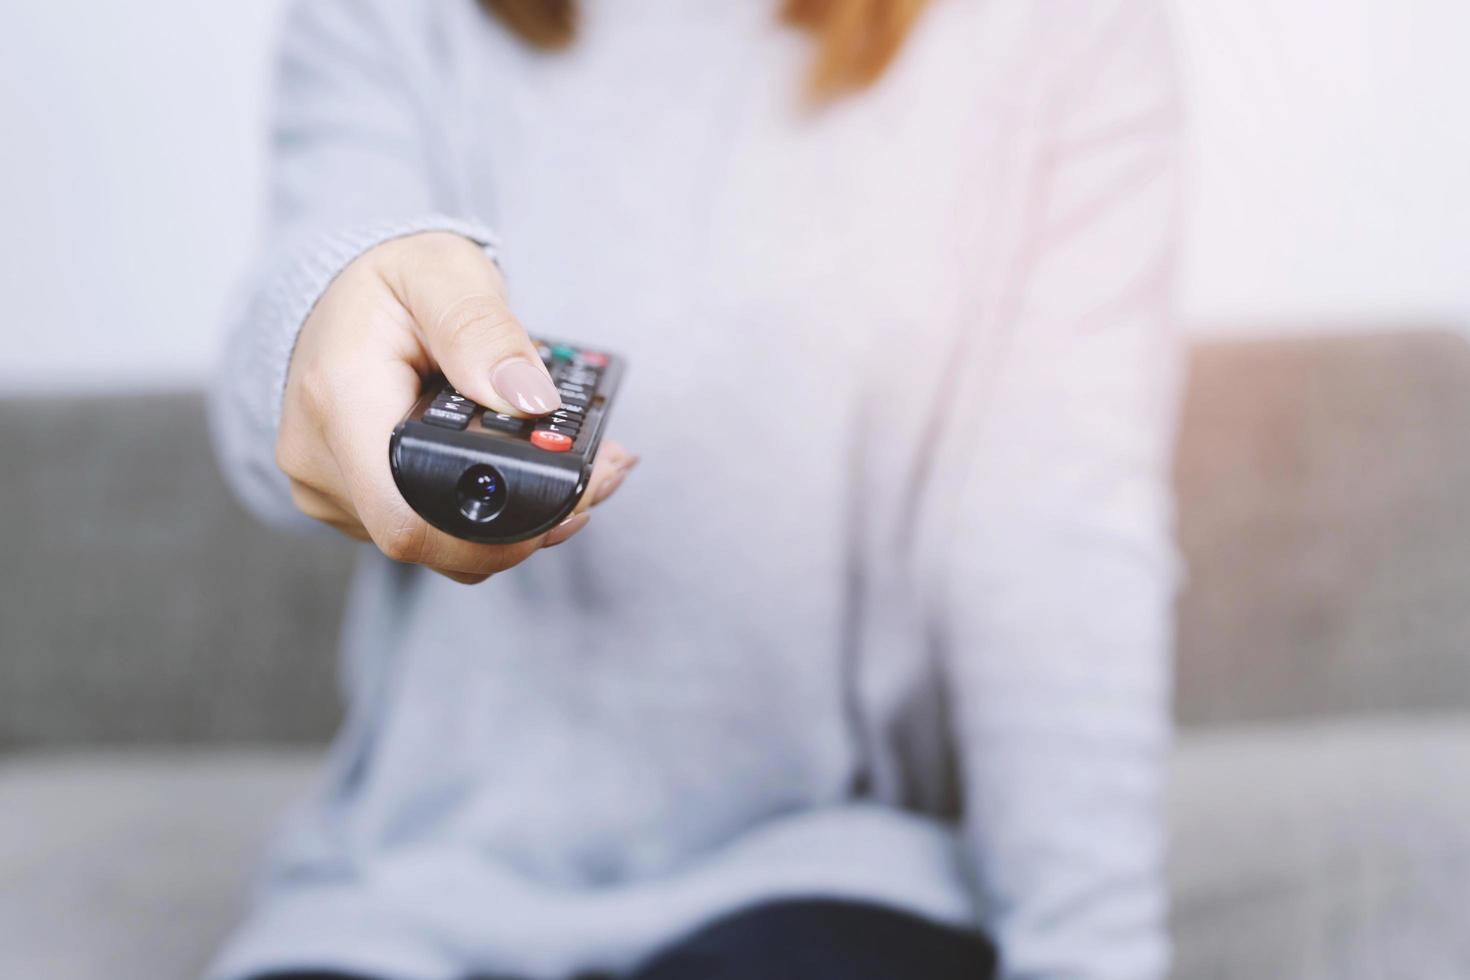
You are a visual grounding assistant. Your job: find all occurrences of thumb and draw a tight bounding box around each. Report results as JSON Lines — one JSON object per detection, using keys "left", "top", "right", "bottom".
{"left": 387, "top": 233, "right": 561, "bottom": 418}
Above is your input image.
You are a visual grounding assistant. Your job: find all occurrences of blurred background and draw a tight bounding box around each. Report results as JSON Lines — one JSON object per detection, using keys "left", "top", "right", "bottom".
{"left": 1, "top": 2, "right": 1467, "bottom": 979}
{"left": 2, "top": 0, "right": 1468, "bottom": 392}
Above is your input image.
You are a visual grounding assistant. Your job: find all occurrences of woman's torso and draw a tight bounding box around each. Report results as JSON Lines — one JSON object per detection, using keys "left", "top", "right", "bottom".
{"left": 297, "top": 0, "right": 1042, "bottom": 889}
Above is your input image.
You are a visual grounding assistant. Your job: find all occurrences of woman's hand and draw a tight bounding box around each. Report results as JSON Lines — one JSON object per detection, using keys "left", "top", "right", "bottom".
{"left": 275, "top": 232, "right": 635, "bottom": 584}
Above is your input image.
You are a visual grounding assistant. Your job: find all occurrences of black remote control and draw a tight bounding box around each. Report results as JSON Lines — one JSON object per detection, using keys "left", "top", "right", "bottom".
{"left": 389, "top": 340, "right": 624, "bottom": 543}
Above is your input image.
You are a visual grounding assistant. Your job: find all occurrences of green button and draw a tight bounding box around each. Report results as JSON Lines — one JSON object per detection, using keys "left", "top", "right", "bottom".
{"left": 550, "top": 344, "right": 576, "bottom": 361}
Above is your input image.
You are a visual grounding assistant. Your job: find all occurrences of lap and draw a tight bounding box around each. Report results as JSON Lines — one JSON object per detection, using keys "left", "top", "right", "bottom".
{"left": 629, "top": 898, "right": 995, "bottom": 980}
{"left": 251, "top": 897, "right": 997, "bottom": 980}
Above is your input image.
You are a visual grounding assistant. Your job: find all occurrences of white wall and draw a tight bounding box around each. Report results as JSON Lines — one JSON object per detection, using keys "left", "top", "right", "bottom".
{"left": 1175, "top": 0, "right": 1470, "bottom": 331}
{"left": 0, "top": 0, "right": 286, "bottom": 393}
{"left": 0, "top": 0, "right": 1466, "bottom": 392}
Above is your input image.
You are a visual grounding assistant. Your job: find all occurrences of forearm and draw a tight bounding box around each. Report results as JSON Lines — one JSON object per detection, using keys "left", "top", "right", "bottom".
{"left": 206, "top": 0, "right": 500, "bottom": 527}
{"left": 946, "top": 484, "right": 1179, "bottom": 979}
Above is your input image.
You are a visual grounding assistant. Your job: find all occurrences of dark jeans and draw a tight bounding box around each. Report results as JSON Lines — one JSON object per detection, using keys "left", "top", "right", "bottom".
{"left": 252, "top": 898, "right": 997, "bottom": 980}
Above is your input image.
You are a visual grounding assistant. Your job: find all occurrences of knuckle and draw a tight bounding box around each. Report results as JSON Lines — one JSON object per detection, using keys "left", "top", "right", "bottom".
{"left": 273, "top": 433, "right": 302, "bottom": 480}
{"left": 286, "top": 480, "right": 312, "bottom": 512}
{"left": 327, "top": 517, "right": 371, "bottom": 543}
{"left": 286, "top": 481, "right": 329, "bottom": 521}
{"left": 485, "top": 540, "right": 540, "bottom": 574}
{"left": 294, "top": 361, "right": 340, "bottom": 418}
{"left": 441, "top": 543, "right": 526, "bottom": 581}
{"left": 375, "top": 513, "right": 429, "bottom": 565}
{"left": 435, "top": 294, "right": 520, "bottom": 351}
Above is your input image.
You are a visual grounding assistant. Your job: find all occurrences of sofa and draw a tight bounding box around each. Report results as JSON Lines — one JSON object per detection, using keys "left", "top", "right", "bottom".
{"left": 3, "top": 331, "right": 1468, "bottom": 979}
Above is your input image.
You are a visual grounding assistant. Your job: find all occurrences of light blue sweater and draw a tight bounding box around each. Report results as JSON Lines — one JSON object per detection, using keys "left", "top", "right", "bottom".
{"left": 207, "top": 2, "right": 1184, "bottom": 978}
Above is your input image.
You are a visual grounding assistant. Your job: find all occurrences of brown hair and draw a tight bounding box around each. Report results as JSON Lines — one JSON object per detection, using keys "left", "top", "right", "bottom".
{"left": 481, "top": 0, "right": 930, "bottom": 97}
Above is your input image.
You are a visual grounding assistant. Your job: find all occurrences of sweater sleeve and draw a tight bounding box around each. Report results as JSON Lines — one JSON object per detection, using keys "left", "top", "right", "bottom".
{"left": 940, "top": 4, "right": 1184, "bottom": 978}
{"left": 208, "top": 0, "right": 499, "bottom": 529}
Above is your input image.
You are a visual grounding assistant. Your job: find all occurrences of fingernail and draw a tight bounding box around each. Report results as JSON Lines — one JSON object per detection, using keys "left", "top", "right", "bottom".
{"left": 490, "top": 357, "right": 560, "bottom": 415}
{"left": 544, "top": 511, "right": 589, "bottom": 547}
{"left": 591, "top": 470, "right": 626, "bottom": 506}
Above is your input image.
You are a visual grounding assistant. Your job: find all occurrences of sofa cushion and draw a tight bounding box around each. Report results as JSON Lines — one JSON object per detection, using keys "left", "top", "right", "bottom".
{"left": 1170, "top": 716, "right": 1470, "bottom": 979}
{"left": 1174, "top": 331, "right": 1470, "bottom": 726}
{"left": 0, "top": 393, "right": 352, "bottom": 748}
{"left": 0, "top": 749, "right": 319, "bottom": 980}
{"left": 5, "top": 722, "right": 1468, "bottom": 980}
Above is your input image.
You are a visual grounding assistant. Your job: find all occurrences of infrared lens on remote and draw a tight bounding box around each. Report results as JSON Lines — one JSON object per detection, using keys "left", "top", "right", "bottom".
{"left": 456, "top": 464, "right": 508, "bottom": 523}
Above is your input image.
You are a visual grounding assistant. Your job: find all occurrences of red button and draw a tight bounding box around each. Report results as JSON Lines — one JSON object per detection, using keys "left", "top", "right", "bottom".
{"left": 530, "top": 429, "right": 573, "bottom": 452}
{"left": 577, "top": 351, "right": 608, "bottom": 368}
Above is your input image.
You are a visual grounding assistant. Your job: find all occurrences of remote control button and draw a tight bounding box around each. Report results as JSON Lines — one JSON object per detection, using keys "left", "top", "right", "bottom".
{"left": 530, "top": 429, "right": 573, "bottom": 452}
{"left": 424, "top": 407, "right": 470, "bottom": 429}
{"left": 550, "top": 344, "right": 576, "bottom": 361}
{"left": 575, "top": 351, "right": 608, "bottom": 368}
{"left": 432, "top": 397, "right": 473, "bottom": 417}
{"left": 481, "top": 412, "right": 531, "bottom": 434}
{"left": 549, "top": 412, "right": 583, "bottom": 428}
